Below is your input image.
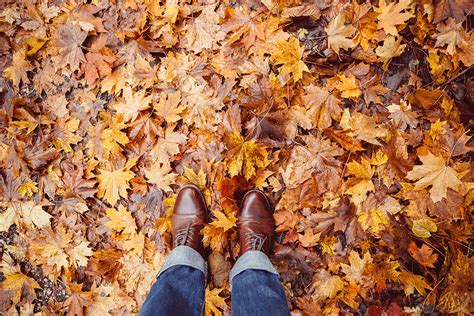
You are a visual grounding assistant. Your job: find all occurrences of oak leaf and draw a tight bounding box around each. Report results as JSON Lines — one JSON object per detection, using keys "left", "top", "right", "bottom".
{"left": 406, "top": 151, "right": 462, "bottom": 203}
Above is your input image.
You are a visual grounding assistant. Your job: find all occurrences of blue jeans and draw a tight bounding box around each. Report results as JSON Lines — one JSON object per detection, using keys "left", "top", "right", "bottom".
{"left": 140, "top": 246, "right": 290, "bottom": 316}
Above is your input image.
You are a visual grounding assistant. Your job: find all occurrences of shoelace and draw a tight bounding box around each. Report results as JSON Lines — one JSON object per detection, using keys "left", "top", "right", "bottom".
{"left": 246, "top": 232, "right": 267, "bottom": 251}
{"left": 175, "top": 221, "right": 194, "bottom": 247}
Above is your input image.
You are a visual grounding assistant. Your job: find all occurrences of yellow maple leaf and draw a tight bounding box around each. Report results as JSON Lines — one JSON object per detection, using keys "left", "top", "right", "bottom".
{"left": 144, "top": 161, "right": 176, "bottom": 192}
{"left": 325, "top": 13, "right": 356, "bottom": 55}
{"left": 310, "top": 270, "right": 344, "bottom": 299}
{"left": 204, "top": 287, "right": 227, "bottom": 316}
{"left": 209, "top": 210, "right": 237, "bottom": 232}
{"left": 105, "top": 204, "right": 137, "bottom": 235}
{"left": 299, "top": 228, "right": 320, "bottom": 247}
{"left": 0, "top": 255, "right": 39, "bottom": 306}
{"left": 358, "top": 208, "right": 388, "bottom": 234}
{"left": 99, "top": 116, "right": 130, "bottom": 157}
{"left": 17, "top": 181, "right": 38, "bottom": 197}
{"left": 97, "top": 160, "right": 136, "bottom": 206}
{"left": 225, "top": 130, "right": 269, "bottom": 180}
{"left": 154, "top": 91, "right": 186, "bottom": 124}
{"left": 113, "top": 86, "right": 151, "bottom": 122}
{"left": 375, "top": 35, "right": 406, "bottom": 68}
{"left": 0, "top": 201, "right": 52, "bottom": 230}
{"left": 69, "top": 240, "right": 93, "bottom": 269}
{"left": 398, "top": 270, "right": 431, "bottom": 296}
{"left": 341, "top": 250, "right": 373, "bottom": 284}
{"left": 406, "top": 151, "right": 462, "bottom": 203}
{"left": 375, "top": 0, "right": 414, "bottom": 36}
{"left": 270, "top": 35, "right": 309, "bottom": 83}
{"left": 201, "top": 225, "right": 226, "bottom": 252}
{"left": 336, "top": 74, "right": 361, "bottom": 99}
{"left": 345, "top": 158, "right": 375, "bottom": 206}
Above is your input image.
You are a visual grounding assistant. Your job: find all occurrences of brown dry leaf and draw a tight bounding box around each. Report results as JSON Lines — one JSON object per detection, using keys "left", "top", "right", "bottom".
{"left": 4, "top": 49, "right": 33, "bottom": 87}
{"left": 51, "top": 24, "right": 87, "bottom": 71}
{"left": 433, "top": 18, "right": 468, "bottom": 56}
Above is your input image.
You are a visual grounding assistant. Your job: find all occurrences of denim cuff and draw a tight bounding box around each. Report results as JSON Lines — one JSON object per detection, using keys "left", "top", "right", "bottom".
{"left": 229, "top": 250, "right": 278, "bottom": 285}
{"left": 156, "top": 245, "right": 207, "bottom": 279}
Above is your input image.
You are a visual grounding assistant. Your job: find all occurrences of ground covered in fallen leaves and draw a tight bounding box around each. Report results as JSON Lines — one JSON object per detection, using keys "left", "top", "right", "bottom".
{"left": 1, "top": 0, "right": 473, "bottom": 315}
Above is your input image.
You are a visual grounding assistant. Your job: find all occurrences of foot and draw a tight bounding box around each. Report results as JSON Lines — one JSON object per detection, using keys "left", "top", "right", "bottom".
{"left": 237, "top": 190, "right": 274, "bottom": 256}
{"left": 171, "top": 184, "right": 208, "bottom": 255}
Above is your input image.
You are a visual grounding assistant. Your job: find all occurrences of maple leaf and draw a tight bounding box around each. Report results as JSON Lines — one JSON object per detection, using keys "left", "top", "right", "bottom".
{"left": 0, "top": 201, "right": 52, "bottom": 231}
{"left": 406, "top": 151, "right": 462, "bottom": 203}
{"left": 222, "top": 6, "right": 260, "bottom": 50}
{"left": 310, "top": 270, "right": 344, "bottom": 299}
{"left": 336, "top": 74, "right": 361, "bottom": 99}
{"left": 340, "top": 109, "right": 388, "bottom": 145}
{"left": 358, "top": 208, "right": 388, "bottom": 235}
{"left": 201, "top": 225, "right": 226, "bottom": 253}
{"left": 18, "top": 180, "right": 38, "bottom": 197}
{"left": 398, "top": 271, "right": 431, "bottom": 296}
{"left": 105, "top": 204, "right": 137, "bottom": 236}
{"left": 224, "top": 130, "right": 269, "bottom": 180}
{"left": 375, "top": 0, "right": 414, "bottom": 36}
{"left": 341, "top": 250, "right": 373, "bottom": 284}
{"left": 204, "top": 287, "right": 227, "bottom": 316}
{"left": 209, "top": 210, "right": 237, "bottom": 232}
{"left": 144, "top": 161, "right": 177, "bottom": 192}
{"left": 185, "top": 6, "right": 225, "bottom": 53}
{"left": 345, "top": 158, "right": 375, "bottom": 206}
{"left": 270, "top": 36, "right": 309, "bottom": 83}
{"left": 154, "top": 91, "right": 186, "bottom": 124}
{"left": 4, "top": 49, "right": 33, "bottom": 87}
{"left": 81, "top": 34, "right": 116, "bottom": 85}
{"left": 386, "top": 100, "right": 418, "bottom": 130}
{"left": 408, "top": 242, "right": 438, "bottom": 268}
{"left": 113, "top": 87, "right": 151, "bottom": 123}
{"left": 97, "top": 159, "right": 137, "bottom": 206}
{"left": 52, "top": 118, "right": 83, "bottom": 152}
{"left": 302, "top": 85, "right": 342, "bottom": 129}
{"left": 150, "top": 128, "right": 187, "bottom": 163}
{"left": 69, "top": 241, "right": 93, "bottom": 269}
{"left": 433, "top": 18, "right": 468, "bottom": 56}
{"left": 325, "top": 13, "right": 356, "bottom": 55}
{"left": 375, "top": 35, "right": 407, "bottom": 67}
{"left": 51, "top": 24, "right": 87, "bottom": 71}
{"left": 299, "top": 228, "right": 320, "bottom": 247}
{"left": 411, "top": 218, "right": 438, "bottom": 238}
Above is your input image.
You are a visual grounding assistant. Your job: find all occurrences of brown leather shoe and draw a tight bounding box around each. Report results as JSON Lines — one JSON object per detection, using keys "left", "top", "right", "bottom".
{"left": 171, "top": 184, "right": 207, "bottom": 255}
{"left": 237, "top": 190, "right": 274, "bottom": 256}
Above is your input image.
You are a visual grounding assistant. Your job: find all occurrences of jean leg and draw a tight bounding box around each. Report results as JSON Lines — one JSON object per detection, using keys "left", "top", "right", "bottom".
{"left": 139, "top": 265, "right": 205, "bottom": 316}
{"left": 230, "top": 251, "right": 290, "bottom": 316}
{"left": 140, "top": 246, "right": 207, "bottom": 316}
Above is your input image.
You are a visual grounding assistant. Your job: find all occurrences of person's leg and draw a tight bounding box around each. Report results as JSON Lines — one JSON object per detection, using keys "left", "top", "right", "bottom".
{"left": 140, "top": 246, "right": 207, "bottom": 316}
{"left": 231, "top": 190, "right": 290, "bottom": 316}
{"left": 140, "top": 184, "right": 209, "bottom": 315}
{"left": 230, "top": 251, "right": 290, "bottom": 316}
